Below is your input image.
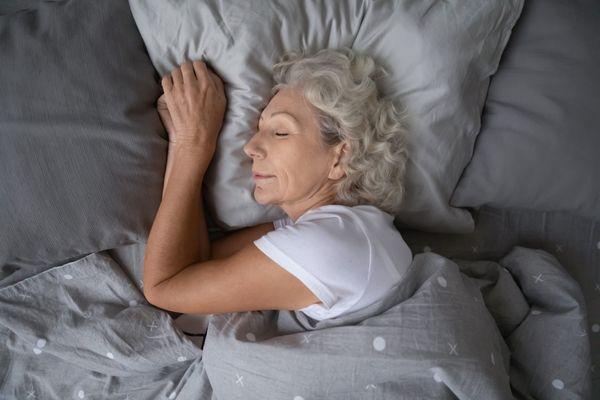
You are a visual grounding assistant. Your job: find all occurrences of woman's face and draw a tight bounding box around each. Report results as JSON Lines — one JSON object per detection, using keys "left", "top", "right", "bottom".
{"left": 243, "top": 86, "right": 346, "bottom": 220}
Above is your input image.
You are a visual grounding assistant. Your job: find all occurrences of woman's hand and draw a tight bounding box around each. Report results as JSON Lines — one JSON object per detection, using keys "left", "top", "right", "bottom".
{"left": 160, "top": 59, "right": 227, "bottom": 151}
{"left": 157, "top": 93, "right": 175, "bottom": 138}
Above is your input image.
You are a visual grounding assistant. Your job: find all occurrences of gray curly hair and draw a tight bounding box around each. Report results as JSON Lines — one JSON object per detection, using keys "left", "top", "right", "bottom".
{"left": 270, "top": 47, "right": 410, "bottom": 215}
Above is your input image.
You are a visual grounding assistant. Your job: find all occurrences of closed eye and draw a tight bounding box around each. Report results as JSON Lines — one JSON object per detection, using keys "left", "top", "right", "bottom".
{"left": 275, "top": 132, "right": 288, "bottom": 137}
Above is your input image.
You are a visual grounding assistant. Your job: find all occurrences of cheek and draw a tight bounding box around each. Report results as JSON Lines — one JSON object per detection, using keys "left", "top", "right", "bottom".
{"left": 278, "top": 158, "right": 307, "bottom": 189}
{"left": 270, "top": 142, "right": 326, "bottom": 191}
{"left": 285, "top": 158, "right": 327, "bottom": 192}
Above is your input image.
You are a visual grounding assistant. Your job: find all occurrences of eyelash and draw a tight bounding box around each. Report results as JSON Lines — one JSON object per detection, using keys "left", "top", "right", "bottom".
{"left": 275, "top": 132, "right": 288, "bottom": 137}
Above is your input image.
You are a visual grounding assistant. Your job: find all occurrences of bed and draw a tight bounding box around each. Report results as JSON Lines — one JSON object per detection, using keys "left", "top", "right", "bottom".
{"left": 0, "top": 0, "right": 597, "bottom": 399}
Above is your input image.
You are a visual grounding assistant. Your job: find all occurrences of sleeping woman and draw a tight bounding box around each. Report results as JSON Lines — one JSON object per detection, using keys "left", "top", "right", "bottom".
{"left": 143, "top": 47, "right": 413, "bottom": 322}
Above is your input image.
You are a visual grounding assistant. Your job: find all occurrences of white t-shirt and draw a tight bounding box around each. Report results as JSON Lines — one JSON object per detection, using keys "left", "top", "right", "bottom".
{"left": 253, "top": 204, "right": 413, "bottom": 321}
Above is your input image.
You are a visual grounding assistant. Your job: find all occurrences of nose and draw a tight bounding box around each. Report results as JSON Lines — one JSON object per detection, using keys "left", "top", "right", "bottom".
{"left": 243, "top": 132, "right": 265, "bottom": 160}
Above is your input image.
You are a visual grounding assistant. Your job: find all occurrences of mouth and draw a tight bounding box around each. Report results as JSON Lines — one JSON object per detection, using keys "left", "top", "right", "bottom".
{"left": 253, "top": 173, "right": 275, "bottom": 180}
{"left": 252, "top": 172, "right": 275, "bottom": 180}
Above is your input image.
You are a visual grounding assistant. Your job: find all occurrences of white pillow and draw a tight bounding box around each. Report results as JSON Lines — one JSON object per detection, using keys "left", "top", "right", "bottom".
{"left": 128, "top": 0, "right": 524, "bottom": 234}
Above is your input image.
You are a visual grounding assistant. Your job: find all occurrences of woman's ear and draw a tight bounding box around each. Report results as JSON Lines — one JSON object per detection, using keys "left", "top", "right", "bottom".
{"left": 329, "top": 141, "right": 349, "bottom": 180}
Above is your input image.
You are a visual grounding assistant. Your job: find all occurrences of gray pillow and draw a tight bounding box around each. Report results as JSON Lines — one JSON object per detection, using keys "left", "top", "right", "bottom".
{"left": 351, "top": 0, "right": 524, "bottom": 234}
{"left": 0, "top": 1, "right": 40, "bottom": 15}
{"left": 451, "top": 0, "right": 600, "bottom": 221}
{"left": 0, "top": 0, "right": 167, "bottom": 267}
{"left": 128, "top": 0, "right": 524, "bottom": 234}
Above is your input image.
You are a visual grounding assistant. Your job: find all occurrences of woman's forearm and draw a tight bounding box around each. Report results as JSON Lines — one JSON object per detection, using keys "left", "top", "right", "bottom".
{"left": 162, "top": 144, "right": 176, "bottom": 199}
{"left": 144, "top": 144, "right": 214, "bottom": 291}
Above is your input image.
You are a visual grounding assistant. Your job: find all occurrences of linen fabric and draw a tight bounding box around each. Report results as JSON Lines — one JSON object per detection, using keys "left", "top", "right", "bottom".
{"left": 451, "top": 0, "right": 600, "bottom": 221}
{"left": 127, "top": 0, "right": 525, "bottom": 234}
{"left": 0, "top": 0, "right": 167, "bottom": 267}
{"left": 0, "top": 246, "right": 590, "bottom": 398}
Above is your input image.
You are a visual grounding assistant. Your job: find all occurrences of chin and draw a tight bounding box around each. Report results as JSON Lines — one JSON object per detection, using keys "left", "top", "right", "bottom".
{"left": 252, "top": 190, "right": 271, "bottom": 205}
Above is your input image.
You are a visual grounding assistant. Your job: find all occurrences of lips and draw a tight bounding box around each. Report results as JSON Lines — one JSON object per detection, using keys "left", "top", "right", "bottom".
{"left": 253, "top": 173, "right": 274, "bottom": 179}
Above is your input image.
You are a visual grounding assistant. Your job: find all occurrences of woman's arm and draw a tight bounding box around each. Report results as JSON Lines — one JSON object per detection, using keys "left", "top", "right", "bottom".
{"left": 210, "top": 222, "right": 275, "bottom": 260}
{"left": 157, "top": 94, "right": 177, "bottom": 199}
{"left": 143, "top": 59, "right": 226, "bottom": 293}
{"left": 146, "top": 148, "right": 320, "bottom": 314}
{"left": 145, "top": 144, "right": 213, "bottom": 291}
{"left": 162, "top": 143, "right": 176, "bottom": 199}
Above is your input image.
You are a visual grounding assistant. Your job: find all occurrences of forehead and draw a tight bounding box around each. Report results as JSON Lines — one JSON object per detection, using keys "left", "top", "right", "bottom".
{"left": 260, "top": 87, "right": 306, "bottom": 118}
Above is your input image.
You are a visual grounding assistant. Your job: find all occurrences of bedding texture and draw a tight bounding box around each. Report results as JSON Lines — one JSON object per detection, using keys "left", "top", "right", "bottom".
{"left": 128, "top": 0, "right": 524, "bottom": 234}
{"left": 399, "top": 204, "right": 600, "bottom": 397}
{"left": 451, "top": 0, "right": 600, "bottom": 221}
{"left": 0, "top": 246, "right": 590, "bottom": 399}
{"left": 1, "top": 0, "right": 594, "bottom": 398}
{"left": 0, "top": 0, "right": 167, "bottom": 267}
{"left": 0, "top": 0, "right": 54, "bottom": 15}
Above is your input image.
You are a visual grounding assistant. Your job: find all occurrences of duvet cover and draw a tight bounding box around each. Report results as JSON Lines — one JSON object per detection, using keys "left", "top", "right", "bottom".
{"left": 0, "top": 246, "right": 591, "bottom": 399}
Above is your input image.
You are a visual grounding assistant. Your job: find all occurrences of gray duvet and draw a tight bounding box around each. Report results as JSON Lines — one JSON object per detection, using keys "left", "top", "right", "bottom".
{"left": 0, "top": 246, "right": 591, "bottom": 399}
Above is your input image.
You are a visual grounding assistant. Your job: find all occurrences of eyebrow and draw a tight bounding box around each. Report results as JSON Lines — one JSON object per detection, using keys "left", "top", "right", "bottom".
{"left": 259, "top": 111, "right": 301, "bottom": 127}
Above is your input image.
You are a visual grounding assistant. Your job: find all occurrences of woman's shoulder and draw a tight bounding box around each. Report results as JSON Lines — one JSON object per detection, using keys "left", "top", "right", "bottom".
{"left": 299, "top": 203, "right": 411, "bottom": 260}
{"left": 273, "top": 204, "right": 401, "bottom": 251}
{"left": 288, "top": 204, "right": 401, "bottom": 248}
{"left": 296, "top": 204, "right": 393, "bottom": 227}
{"left": 271, "top": 205, "right": 371, "bottom": 246}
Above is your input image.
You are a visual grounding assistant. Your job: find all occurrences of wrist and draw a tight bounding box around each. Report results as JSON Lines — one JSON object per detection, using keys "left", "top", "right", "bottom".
{"left": 169, "top": 140, "right": 217, "bottom": 158}
{"left": 170, "top": 139, "right": 216, "bottom": 155}
{"left": 170, "top": 127, "right": 217, "bottom": 150}
{"left": 169, "top": 143, "right": 214, "bottom": 176}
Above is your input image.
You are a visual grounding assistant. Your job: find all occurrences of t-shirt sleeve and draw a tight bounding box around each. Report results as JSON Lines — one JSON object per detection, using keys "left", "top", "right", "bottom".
{"left": 272, "top": 216, "right": 292, "bottom": 230}
{"left": 253, "top": 211, "right": 371, "bottom": 313}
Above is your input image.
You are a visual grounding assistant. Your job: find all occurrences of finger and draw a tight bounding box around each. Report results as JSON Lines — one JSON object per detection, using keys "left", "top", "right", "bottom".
{"left": 171, "top": 66, "right": 183, "bottom": 88}
{"left": 208, "top": 70, "right": 225, "bottom": 96}
{"left": 192, "top": 59, "right": 210, "bottom": 85}
{"left": 157, "top": 93, "right": 168, "bottom": 109}
{"left": 203, "top": 65, "right": 218, "bottom": 86}
{"left": 212, "top": 70, "right": 224, "bottom": 89}
{"left": 180, "top": 60, "right": 196, "bottom": 86}
{"left": 161, "top": 74, "right": 173, "bottom": 93}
